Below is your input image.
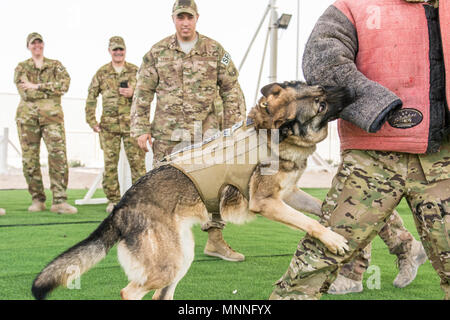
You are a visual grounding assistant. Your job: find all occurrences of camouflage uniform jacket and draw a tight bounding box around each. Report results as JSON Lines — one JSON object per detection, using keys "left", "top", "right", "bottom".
{"left": 131, "top": 33, "right": 246, "bottom": 141}
{"left": 14, "top": 57, "right": 70, "bottom": 125}
{"left": 85, "top": 62, "right": 138, "bottom": 133}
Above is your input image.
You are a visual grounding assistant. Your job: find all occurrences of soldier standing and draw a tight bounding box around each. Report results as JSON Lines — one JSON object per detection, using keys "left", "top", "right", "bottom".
{"left": 270, "top": 0, "right": 449, "bottom": 300}
{"left": 86, "top": 36, "right": 146, "bottom": 213}
{"left": 14, "top": 33, "right": 77, "bottom": 214}
{"left": 131, "top": 0, "right": 247, "bottom": 262}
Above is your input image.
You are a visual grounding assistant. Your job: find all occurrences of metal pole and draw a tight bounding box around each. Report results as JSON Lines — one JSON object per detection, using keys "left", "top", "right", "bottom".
{"left": 118, "top": 139, "right": 132, "bottom": 196}
{"left": 269, "top": 0, "right": 278, "bottom": 83}
{"left": 296, "top": 0, "right": 301, "bottom": 80}
{"left": 254, "top": 27, "right": 271, "bottom": 106}
{"left": 238, "top": 4, "right": 271, "bottom": 72}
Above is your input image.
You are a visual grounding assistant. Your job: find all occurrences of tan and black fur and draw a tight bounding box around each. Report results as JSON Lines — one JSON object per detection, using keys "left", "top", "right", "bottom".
{"left": 32, "top": 81, "right": 354, "bottom": 300}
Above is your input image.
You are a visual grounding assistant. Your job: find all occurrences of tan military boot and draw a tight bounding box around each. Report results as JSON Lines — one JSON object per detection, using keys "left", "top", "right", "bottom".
{"left": 204, "top": 228, "right": 245, "bottom": 262}
{"left": 0, "top": 208, "right": 5, "bottom": 216}
{"left": 50, "top": 202, "right": 78, "bottom": 215}
{"left": 327, "top": 274, "right": 363, "bottom": 294}
{"left": 393, "top": 239, "right": 427, "bottom": 288}
{"left": 106, "top": 202, "right": 116, "bottom": 214}
{"left": 28, "top": 200, "right": 46, "bottom": 212}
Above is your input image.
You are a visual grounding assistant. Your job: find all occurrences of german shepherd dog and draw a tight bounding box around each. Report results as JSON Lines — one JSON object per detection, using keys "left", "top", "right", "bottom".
{"left": 32, "top": 81, "right": 354, "bottom": 300}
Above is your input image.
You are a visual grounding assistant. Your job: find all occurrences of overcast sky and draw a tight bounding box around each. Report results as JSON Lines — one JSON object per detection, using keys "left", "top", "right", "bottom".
{"left": 0, "top": 0, "right": 335, "bottom": 106}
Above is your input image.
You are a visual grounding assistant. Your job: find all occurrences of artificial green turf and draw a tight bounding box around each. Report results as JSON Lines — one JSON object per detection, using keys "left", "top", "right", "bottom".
{"left": 0, "top": 189, "right": 444, "bottom": 300}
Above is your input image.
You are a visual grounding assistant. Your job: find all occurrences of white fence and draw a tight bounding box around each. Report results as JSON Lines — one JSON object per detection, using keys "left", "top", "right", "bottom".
{"left": 0, "top": 93, "right": 105, "bottom": 170}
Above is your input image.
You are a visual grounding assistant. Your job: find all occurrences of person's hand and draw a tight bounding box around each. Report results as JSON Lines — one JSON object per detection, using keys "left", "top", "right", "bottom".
{"left": 19, "top": 80, "right": 39, "bottom": 90}
{"left": 93, "top": 125, "right": 101, "bottom": 133}
{"left": 137, "top": 133, "right": 152, "bottom": 152}
{"left": 119, "top": 87, "right": 134, "bottom": 98}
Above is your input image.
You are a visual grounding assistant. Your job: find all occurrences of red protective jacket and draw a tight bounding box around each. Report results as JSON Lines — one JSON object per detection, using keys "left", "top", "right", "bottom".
{"left": 303, "top": 0, "right": 449, "bottom": 154}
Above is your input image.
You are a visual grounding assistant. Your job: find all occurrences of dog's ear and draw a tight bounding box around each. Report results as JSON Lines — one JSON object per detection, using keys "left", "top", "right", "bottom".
{"left": 261, "top": 83, "right": 283, "bottom": 98}
{"left": 249, "top": 96, "right": 272, "bottom": 130}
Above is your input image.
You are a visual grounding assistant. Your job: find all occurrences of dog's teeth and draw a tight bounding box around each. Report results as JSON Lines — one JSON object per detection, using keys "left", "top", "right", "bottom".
{"left": 293, "top": 122, "right": 300, "bottom": 136}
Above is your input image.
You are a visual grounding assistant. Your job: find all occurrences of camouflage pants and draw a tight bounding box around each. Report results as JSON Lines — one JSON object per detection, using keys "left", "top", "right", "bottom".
{"left": 100, "top": 131, "right": 146, "bottom": 203}
{"left": 340, "top": 209, "right": 414, "bottom": 281}
{"left": 17, "top": 121, "right": 68, "bottom": 204}
{"left": 270, "top": 145, "right": 450, "bottom": 300}
{"left": 152, "top": 139, "right": 225, "bottom": 231}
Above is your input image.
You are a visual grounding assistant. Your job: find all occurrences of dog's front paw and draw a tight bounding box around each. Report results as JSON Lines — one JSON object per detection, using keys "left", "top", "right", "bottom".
{"left": 319, "top": 228, "right": 349, "bottom": 256}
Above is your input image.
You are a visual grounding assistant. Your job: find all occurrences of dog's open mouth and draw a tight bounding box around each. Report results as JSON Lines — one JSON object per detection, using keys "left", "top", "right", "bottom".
{"left": 279, "top": 119, "right": 303, "bottom": 139}
{"left": 279, "top": 110, "right": 341, "bottom": 140}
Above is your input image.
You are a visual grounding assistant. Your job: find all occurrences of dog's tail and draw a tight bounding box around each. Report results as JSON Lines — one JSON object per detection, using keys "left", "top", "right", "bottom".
{"left": 31, "top": 212, "right": 121, "bottom": 300}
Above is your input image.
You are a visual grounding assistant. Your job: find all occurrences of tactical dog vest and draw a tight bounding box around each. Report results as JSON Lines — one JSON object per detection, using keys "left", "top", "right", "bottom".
{"left": 161, "top": 120, "right": 277, "bottom": 213}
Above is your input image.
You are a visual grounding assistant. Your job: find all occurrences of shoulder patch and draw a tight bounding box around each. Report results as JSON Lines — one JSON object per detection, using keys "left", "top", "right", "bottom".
{"left": 221, "top": 53, "right": 231, "bottom": 66}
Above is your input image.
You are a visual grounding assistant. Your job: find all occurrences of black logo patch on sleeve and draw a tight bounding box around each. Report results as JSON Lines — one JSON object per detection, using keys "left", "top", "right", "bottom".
{"left": 388, "top": 108, "right": 423, "bottom": 129}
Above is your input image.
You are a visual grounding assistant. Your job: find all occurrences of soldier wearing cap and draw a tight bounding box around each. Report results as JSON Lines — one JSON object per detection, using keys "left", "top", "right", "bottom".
{"left": 86, "top": 36, "right": 146, "bottom": 213}
{"left": 131, "top": 0, "right": 247, "bottom": 262}
{"left": 14, "top": 32, "right": 77, "bottom": 214}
